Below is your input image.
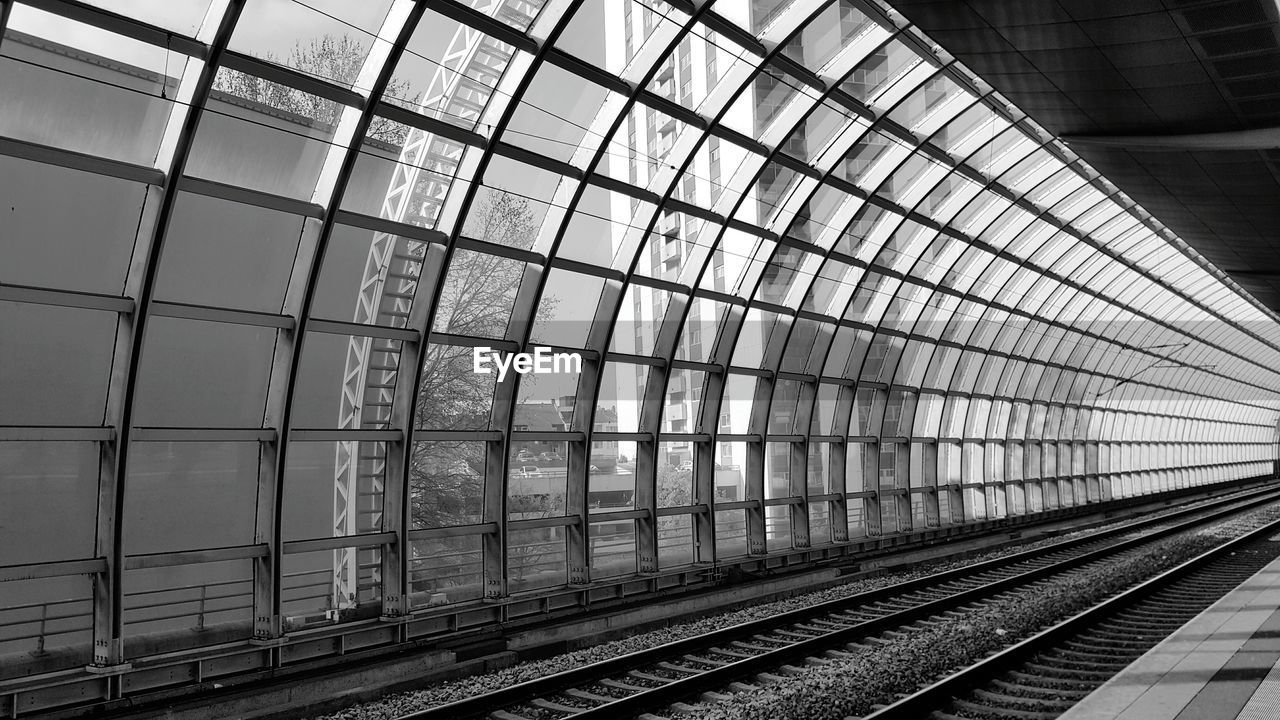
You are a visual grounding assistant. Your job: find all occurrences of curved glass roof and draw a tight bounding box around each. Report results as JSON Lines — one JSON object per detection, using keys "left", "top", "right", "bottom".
{"left": 2, "top": 0, "right": 1280, "bottom": 686}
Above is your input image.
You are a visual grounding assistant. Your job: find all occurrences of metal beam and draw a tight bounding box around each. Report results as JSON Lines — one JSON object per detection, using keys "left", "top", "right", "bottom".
{"left": 93, "top": 0, "right": 246, "bottom": 672}
{"left": 416, "top": 0, "right": 586, "bottom": 601}
{"left": 0, "top": 136, "right": 165, "bottom": 186}
{"left": 0, "top": 0, "right": 12, "bottom": 54}
{"left": 1063, "top": 127, "right": 1280, "bottom": 151}
{"left": 264, "top": 0, "right": 425, "bottom": 633}
{"left": 0, "top": 284, "right": 133, "bottom": 314}
{"left": 0, "top": 558, "right": 107, "bottom": 582}
{"left": 0, "top": 426, "right": 114, "bottom": 442}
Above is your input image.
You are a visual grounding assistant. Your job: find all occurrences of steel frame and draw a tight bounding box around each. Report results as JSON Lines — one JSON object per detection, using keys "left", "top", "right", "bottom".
{"left": 1, "top": 1, "right": 1280, "bottom": 716}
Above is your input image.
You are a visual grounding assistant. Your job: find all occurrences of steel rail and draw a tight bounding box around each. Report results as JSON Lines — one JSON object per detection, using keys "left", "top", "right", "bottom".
{"left": 395, "top": 481, "right": 1280, "bottom": 720}
{"left": 864, "top": 502, "right": 1280, "bottom": 720}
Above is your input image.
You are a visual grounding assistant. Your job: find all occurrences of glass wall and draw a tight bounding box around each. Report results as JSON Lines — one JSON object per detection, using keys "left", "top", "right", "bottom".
{"left": 2, "top": 0, "right": 1279, "bottom": 705}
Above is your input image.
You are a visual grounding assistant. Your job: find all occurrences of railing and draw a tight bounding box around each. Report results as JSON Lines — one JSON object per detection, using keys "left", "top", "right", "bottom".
{"left": 0, "top": 595, "right": 92, "bottom": 658}
{"left": 122, "top": 575, "right": 254, "bottom": 635}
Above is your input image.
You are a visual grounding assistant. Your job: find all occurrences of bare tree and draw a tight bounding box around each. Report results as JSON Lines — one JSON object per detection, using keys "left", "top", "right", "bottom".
{"left": 410, "top": 191, "right": 539, "bottom": 532}
{"left": 402, "top": 191, "right": 545, "bottom": 596}
{"left": 211, "top": 33, "right": 414, "bottom": 145}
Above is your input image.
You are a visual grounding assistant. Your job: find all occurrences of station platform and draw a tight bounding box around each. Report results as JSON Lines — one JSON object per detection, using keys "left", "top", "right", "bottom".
{"left": 1060, "top": 553, "right": 1280, "bottom": 720}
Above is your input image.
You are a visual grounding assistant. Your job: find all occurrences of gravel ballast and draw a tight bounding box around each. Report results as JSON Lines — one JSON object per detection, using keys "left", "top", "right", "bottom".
{"left": 681, "top": 503, "right": 1280, "bottom": 720}
{"left": 308, "top": 498, "right": 1277, "bottom": 720}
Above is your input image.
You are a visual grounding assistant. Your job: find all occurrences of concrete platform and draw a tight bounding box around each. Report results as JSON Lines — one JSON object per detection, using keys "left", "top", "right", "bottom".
{"left": 1060, "top": 554, "right": 1280, "bottom": 720}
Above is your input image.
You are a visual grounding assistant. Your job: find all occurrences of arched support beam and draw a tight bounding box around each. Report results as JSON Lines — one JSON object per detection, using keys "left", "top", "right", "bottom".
{"left": 1063, "top": 126, "right": 1280, "bottom": 151}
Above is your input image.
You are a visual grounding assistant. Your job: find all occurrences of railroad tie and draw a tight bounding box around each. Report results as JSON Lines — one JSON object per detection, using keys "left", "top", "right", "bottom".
{"left": 530, "top": 698, "right": 586, "bottom": 714}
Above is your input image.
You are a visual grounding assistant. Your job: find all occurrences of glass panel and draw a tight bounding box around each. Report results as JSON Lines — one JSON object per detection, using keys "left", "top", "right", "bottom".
{"left": 123, "top": 442, "right": 259, "bottom": 554}
{"left": 674, "top": 297, "right": 726, "bottom": 363}
{"left": 732, "top": 308, "right": 779, "bottom": 368}
{"left": 508, "top": 64, "right": 616, "bottom": 166}
{"left": 887, "top": 73, "right": 966, "bottom": 131}
{"left": 662, "top": 368, "right": 704, "bottom": 434}
{"left": 0, "top": 155, "right": 143, "bottom": 295}
{"left": 847, "top": 497, "right": 867, "bottom": 538}
{"left": 312, "top": 225, "right": 430, "bottom": 328}
{"left": 2, "top": 6, "right": 179, "bottom": 165}
{"left": 590, "top": 443, "right": 634, "bottom": 507}
{"left": 122, "top": 560, "right": 253, "bottom": 651}
{"left": 612, "top": 284, "right": 673, "bottom": 356}
{"left": 390, "top": 7, "right": 517, "bottom": 125}
{"left": 657, "top": 440, "right": 695, "bottom": 504}
{"left": 757, "top": 246, "right": 816, "bottom": 306}
{"left": 299, "top": 332, "right": 400, "bottom": 430}
{"left": 599, "top": 362, "right": 645, "bottom": 433}
{"left": 433, "top": 248, "right": 525, "bottom": 337}
{"left": 783, "top": 101, "right": 856, "bottom": 164}
{"left": 636, "top": 210, "right": 713, "bottom": 283}
{"left": 0, "top": 575, "right": 93, "bottom": 665}
{"left": 834, "top": 131, "right": 903, "bottom": 187}
{"left": 340, "top": 115, "right": 461, "bottom": 224}
{"left": 409, "top": 536, "right": 483, "bottom": 606}
{"left": 715, "top": 509, "right": 747, "bottom": 558}
{"left": 933, "top": 103, "right": 1004, "bottom": 159}
{"left": 283, "top": 547, "right": 382, "bottom": 628}
{"left": 508, "top": 439, "right": 569, "bottom": 517}
{"left": 507, "top": 527, "right": 565, "bottom": 592}
{"left": 0, "top": 303, "right": 115, "bottom": 426}
{"left": 0, "top": 442, "right": 98, "bottom": 565}
{"left": 782, "top": 1, "right": 874, "bottom": 69}
{"left": 706, "top": 227, "right": 774, "bottom": 295}
{"left": 195, "top": 70, "right": 339, "bottom": 198}
{"left": 415, "top": 343, "right": 500, "bottom": 430}
{"left": 229, "top": 0, "right": 394, "bottom": 92}
{"left": 530, "top": 269, "right": 605, "bottom": 348}
{"left": 283, "top": 441, "right": 386, "bottom": 541}
{"left": 846, "top": 442, "right": 872, "bottom": 492}
{"left": 590, "top": 519, "right": 636, "bottom": 577}
{"left": 769, "top": 380, "right": 801, "bottom": 434}
{"left": 809, "top": 443, "right": 832, "bottom": 494}
{"left": 81, "top": 1, "right": 212, "bottom": 36}
{"left": 841, "top": 38, "right": 921, "bottom": 103}
{"left": 715, "top": 441, "right": 748, "bottom": 501}
{"left": 156, "top": 193, "right": 303, "bottom": 313}
{"left": 658, "top": 513, "right": 695, "bottom": 568}
{"left": 133, "top": 317, "right": 275, "bottom": 426}
{"left": 559, "top": 184, "right": 655, "bottom": 267}
{"left": 556, "top": 0, "right": 660, "bottom": 73}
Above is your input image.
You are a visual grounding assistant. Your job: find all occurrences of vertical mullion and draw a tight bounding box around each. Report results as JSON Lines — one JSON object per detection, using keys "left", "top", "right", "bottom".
{"left": 0, "top": 0, "right": 12, "bottom": 51}
{"left": 382, "top": 241, "right": 444, "bottom": 617}
{"left": 570, "top": 280, "right": 622, "bottom": 581}
{"left": 93, "top": 0, "right": 246, "bottom": 671}
{"left": 695, "top": 365, "right": 729, "bottom": 562}
{"left": 636, "top": 354, "right": 666, "bottom": 573}
{"left": 254, "top": 216, "right": 321, "bottom": 640}
{"left": 692, "top": 435, "right": 717, "bottom": 563}
{"left": 830, "top": 383, "right": 854, "bottom": 542}
{"left": 257, "top": 0, "right": 422, "bottom": 638}
{"left": 788, "top": 440, "right": 809, "bottom": 548}
{"left": 828, "top": 441, "right": 849, "bottom": 542}
{"left": 790, "top": 381, "right": 815, "bottom": 548}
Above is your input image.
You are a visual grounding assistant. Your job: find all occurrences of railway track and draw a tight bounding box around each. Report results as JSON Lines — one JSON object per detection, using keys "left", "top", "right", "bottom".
{"left": 866, "top": 511, "right": 1280, "bottom": 720}
{"left": 394, "top": 484, "right": 1280, "bottom": 720}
